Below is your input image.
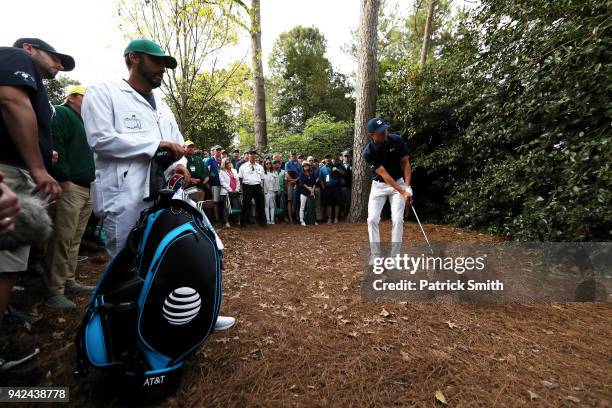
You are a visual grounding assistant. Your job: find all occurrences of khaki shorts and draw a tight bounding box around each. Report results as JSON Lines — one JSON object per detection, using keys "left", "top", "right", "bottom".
{"left": 0, "top": 163, "right": 36, "bottom": 273}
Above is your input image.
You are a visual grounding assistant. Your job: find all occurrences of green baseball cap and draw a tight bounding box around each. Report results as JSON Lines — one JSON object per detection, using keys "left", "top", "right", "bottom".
{"left": 123, "top": 39, "right": 177, "bottom": 69}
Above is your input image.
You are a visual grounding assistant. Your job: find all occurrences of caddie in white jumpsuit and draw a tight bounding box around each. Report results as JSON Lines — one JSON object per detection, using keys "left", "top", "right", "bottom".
{"left": 82, "top": 39, "right": 235, "bottom": 330}
{"left": 362, "top": 117, "right": 413, "bottom": 260}
{"left": 82, "top": 39, "right": 189, "bottom": 258}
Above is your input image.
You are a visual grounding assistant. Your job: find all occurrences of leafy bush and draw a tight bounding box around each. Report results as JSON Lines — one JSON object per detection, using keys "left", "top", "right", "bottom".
{"left": 378, "top": 0, "right": 611, "bottom": 241}
{"left": 268, "top": 113, "right": 353, "bottom": 159}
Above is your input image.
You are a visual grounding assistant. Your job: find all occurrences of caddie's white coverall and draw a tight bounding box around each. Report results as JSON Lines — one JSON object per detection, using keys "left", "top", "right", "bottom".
{"left": 82, "top": 80, "right": 186, "bottom": 258}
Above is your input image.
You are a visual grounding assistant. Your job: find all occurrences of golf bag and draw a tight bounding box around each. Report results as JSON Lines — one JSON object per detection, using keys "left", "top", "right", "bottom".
{"left": 75, "top": 188, "right": 223, "bottom": 400}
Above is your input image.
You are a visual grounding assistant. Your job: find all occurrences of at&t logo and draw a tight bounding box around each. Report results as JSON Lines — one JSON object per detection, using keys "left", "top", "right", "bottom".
{"left": 162, "top": 287, "right": 201, "bottom": 325}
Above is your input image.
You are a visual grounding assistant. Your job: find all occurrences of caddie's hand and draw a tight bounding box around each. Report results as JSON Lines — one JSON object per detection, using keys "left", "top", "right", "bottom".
{"left": 159, "top": 141, "right": 185, "bottom": 159}
{"left": 174, "top": 164, "right": 191, "bottom": 186}
{"left": 30, "top": 167, "right": 62, "bottom": 202}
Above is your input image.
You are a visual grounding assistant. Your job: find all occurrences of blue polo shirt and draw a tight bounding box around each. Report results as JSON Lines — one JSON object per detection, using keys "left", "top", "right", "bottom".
{"left": 205, "top": 156, "right": 221, "bottom": 186}
{"left": 363, "top": 134, "right": 410, "bottom": 182}
{"left": 285, "top": 159, "right": 302, "bottom": 177}
{"left": 318, "top": 162, "right": 343, "bottom": 188}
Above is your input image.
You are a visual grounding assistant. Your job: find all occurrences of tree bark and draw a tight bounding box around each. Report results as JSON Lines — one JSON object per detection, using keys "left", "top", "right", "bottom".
{"left": 349, "top": 0, "right": 379, "bottom": 222}
{"left": 419, "top": 0, "right": 435, "bottom": 71}
{"left": 250, "top": 0, "right": 267, "bottom": 150}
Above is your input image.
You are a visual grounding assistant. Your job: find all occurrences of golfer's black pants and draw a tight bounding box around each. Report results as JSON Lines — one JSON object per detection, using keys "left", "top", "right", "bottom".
{"left": 241, "top": 184, "right": 266, "bottom": 226}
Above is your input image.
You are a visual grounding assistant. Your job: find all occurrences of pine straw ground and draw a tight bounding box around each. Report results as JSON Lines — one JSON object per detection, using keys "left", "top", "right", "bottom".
{"left": 2, "top": 221, "right": 611, "bottom": 407}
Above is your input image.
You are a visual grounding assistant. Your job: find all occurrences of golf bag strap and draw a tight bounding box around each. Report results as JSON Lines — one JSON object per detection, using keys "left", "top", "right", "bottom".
{"left": 74, "top": 305, "right": 96, "bottom": 377}
{"left": 92, "top": 293, "right": 138, "bottom": 314}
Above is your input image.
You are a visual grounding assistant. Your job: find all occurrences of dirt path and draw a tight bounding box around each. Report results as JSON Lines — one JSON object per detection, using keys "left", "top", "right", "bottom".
{"left": 3, "top": 221, "right": 611, "bottom": 407}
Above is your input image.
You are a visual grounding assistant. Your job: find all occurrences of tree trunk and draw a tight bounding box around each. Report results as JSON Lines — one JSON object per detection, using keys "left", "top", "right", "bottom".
{"left": 251, "top": 0, "right": 267, "bottom": 151}
{"left": 419, "top": 0, "right": 435, "bottom": 71}
{"left": 349, "top": 0, "right": 379, "bottom": 222}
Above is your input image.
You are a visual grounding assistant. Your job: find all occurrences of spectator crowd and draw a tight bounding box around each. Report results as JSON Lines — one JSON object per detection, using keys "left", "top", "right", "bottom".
{"left": 182, "top": 145, "right": 353, "bottom": 228}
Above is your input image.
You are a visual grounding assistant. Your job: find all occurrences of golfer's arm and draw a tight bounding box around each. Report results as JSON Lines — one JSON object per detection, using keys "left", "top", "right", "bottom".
{"left": 0, "top": 86, "right": 46, "bottom": 174}
{"left": 375, "top": 166, "right": 407, "bottom": 194}
{"left": 401, "top": 156, "right": 412, "bottom": 186}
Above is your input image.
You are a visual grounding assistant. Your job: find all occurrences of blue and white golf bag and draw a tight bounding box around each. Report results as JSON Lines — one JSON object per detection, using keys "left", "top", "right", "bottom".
{"left": 75, "top": 188, "right": 224, "bottom": 399}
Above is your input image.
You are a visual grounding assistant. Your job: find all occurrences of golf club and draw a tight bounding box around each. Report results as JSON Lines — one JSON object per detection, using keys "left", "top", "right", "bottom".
{"left": 411, "top": 204, "right": 434, "bottom": 255}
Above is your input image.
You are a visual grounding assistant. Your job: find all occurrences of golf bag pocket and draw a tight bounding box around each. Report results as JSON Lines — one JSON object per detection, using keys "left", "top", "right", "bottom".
{"left": 84, "top": 300, "right": 138, "bottom": 368}
{"left": 137, "top": 224, "right": 221, "bottom": 364}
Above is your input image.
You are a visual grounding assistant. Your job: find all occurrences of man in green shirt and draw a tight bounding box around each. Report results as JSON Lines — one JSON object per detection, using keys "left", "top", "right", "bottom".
{"left": 45, "top": 85, "right": 96, "bottom": 310}
{"left": 184, "top": 140, "right": 209, "bottom": 201}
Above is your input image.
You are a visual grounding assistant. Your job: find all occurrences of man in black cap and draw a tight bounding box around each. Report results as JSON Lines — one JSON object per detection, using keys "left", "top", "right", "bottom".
{"left": 0, "top": 38, "right": 71, "bottom": 200}
{"left": 0, "top": 37, "right": 74, "bottom": 371}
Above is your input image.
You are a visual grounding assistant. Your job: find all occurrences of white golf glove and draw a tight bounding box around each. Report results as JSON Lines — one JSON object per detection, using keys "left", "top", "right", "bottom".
{"left": 405, "top": 186, "right": 413, "bottom": 197}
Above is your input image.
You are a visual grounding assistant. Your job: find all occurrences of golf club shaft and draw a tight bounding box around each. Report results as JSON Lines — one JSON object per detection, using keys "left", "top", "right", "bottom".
{"left": 411, "top": 204, "right": 434, "bottom": 254}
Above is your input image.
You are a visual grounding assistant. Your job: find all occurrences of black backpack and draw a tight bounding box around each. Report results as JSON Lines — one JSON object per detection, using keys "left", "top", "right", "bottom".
{"left": 75, "top": 189, "right": 223, "bottom": 400}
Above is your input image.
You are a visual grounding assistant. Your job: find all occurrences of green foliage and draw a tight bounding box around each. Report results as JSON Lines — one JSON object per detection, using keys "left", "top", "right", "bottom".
{"left": 238, "top": 127, "right": 255, "bottom": 151}
{"left": 214, "top": 63, "right": 254, "bottom": 148}
{"left": 269, "top": 26, "right": 354, "bottom": 132}
{"left": 378, "top": 0, "right": 611, "bottom": 241}
{"left": 345, "top": 0, "right": 454, "bottom": 66}
{"left": 183, "top": 99, "right": 235, "bottom": 150}
{"left": 172, "top": 68, "right": 238, "bottom": 150}
{"left": 268, "top": 113, "right": 352, "bottom": 160}
{"left": 386, "top": 0, "right": 453, "bottom": 64}
{"left": 45, "top": 75, "right": 80, "bottom": 105}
